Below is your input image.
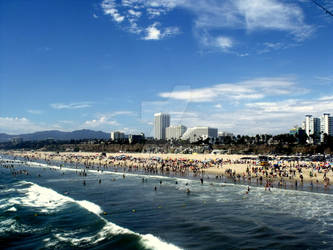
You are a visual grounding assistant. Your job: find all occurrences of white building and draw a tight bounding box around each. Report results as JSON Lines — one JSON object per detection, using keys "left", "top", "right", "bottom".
{"left": 166, "top": 125, "right": 187, "bottom": 140}
{"left": 218, "top": 132, "right": 234, "bottom": 137}
{"left": 305, "top": 115, "right": 321, "bottom": 136}
{"left": 320, "top": 113, "right": 333, "bottom": 141}
{"left": 110, "top": 131, "right": 125, "bottom": 141}
{"left": 304, "top": 115, "right": 321, "bottom": 143}
{"left": 154, "top": 113, "right": 170, "bottom": 140}
{"left": 181, "top": 127, "right": 218, "bottom": 143}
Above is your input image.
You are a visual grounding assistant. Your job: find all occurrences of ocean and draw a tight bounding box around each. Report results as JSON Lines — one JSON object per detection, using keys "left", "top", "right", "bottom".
{"left": 1, "top": 156, "right": 333, "bottom": 249}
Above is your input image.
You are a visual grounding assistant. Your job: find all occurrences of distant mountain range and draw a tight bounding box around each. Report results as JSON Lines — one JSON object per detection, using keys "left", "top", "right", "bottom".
{"left": 0, "top": 129, "right": 110, "bottom": 142}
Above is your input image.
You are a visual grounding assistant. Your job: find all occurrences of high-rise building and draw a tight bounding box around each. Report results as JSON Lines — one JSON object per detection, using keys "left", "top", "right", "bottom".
{"left": 304, "top": 115, "right": 321, "bottom": 143}
{"left": 305, "top": 115, "right": 312, "bottom": 137}
{"left": 166, "top": 125, "right": 187, "bottom": 140}
{"left": 305, "top": 115, "right": 320, "bottom": 136}
{"left": 321, "top": 113, "right": 333, "bottom": 135}
{"left": 181, "top": 127, "right": 218, "bottom": 143}
{"left": 154, "top": 113, "right": 170, "bottom": 140}
{"left": 110, "top": 131, "right": 125, "bottom": 141}
{"left": 320, "top": 113, "right": 333, "bottom": 141}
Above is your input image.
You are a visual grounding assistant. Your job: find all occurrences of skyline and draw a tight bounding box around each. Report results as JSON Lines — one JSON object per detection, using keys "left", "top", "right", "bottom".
{"left": 1, "top": 0, "right": 333, "bottom": 136}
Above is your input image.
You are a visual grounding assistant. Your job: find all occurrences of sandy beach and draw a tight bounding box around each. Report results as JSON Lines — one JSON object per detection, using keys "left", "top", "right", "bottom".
{"left": 1, "top": 150, "right": 332, "bottom": 188}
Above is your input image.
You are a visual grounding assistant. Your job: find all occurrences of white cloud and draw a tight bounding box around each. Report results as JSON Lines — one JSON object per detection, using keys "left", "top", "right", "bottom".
{"left": 110, "top": 111, "right": 134, "bottom": 116}
{"left": 315, "top": 76, "right": 333, "bottom": 83}
{"left": 27, "top": 109, "right": 43, "bottom": 115}
{"left": 200, "top": 33, "right": 234, "bottom": 51}
{"left": 93, "top": 13, "right": 99, "bottom": 19}
{"left": 100, "top": 0, "right": 313, "bottom": 52}
{"left": 101, "top": 1, "right": 179, "bottom": 40}
{"left": 143, "top": 22, "right": 179, "bottom": 40}
{"left": 128, "top": 9, "right": 141, "bottom": 17}
{"left": 83, "top": 116, "right": 119, "bottom": 128}
{"left": 215, "top": 36, "right": 233, "bottom": 49}
{"left": 145, "top": 92, "right": 333, "bottom": 135}
{"left": 214, "top": 104, "right": 222, "bottom": 109}
{"left": 0, "top": 117, "right": 50, "bottom": 134}
{"left": 159, "top": 77, "right": 305, "bottom": 102}
{"left": 144, "top": 23, "right": 161, "bottom": 40}
{"left": 82, "top": 111, "right": 134, "bottom": 129}
{"left": 50, "top": 102, "right": 93, "bottom": 110}
{"left": 234, "top": 0, "right": 312, "bottom": 40}
{"left": 101, "top": 0, "right": 125, "bottom": 22}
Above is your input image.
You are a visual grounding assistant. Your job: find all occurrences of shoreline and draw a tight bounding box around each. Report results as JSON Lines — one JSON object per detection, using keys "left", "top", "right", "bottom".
{"left": 1, "top": 150, "right": 332, "bottom": 189}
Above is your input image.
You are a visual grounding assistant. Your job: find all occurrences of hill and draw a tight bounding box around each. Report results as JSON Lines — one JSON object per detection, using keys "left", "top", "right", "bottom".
{"left": 0, "top": 129, "right": 109, "bottom": 142}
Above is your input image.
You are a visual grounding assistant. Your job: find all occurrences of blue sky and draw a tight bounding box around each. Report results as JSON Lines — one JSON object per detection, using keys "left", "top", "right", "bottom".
{"left": 0, "top": 0, "right": 333, "bottom": 135}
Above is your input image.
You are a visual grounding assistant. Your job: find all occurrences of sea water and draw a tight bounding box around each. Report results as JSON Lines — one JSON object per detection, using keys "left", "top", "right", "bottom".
{"left": 0, "top": 157, "right": 332, "bottom": 249}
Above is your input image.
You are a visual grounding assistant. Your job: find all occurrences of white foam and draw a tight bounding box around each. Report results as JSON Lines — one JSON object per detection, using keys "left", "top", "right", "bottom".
{"left": 0, "top": 218, "right": 40, "bottom": 234}
{"left": 7, "top": 181, "right": 72, "bottom": 213}
{"left": 140, "top": 234, "right": 181, "bottom": 250}
{"left": 76, "top": 200, "right": 103, "bottom": 215}
{"left": 4, "top": 180, "right": 182, "bottom": 249}
{"left": 7, "top": 207, "right": 17, "bottom": 212}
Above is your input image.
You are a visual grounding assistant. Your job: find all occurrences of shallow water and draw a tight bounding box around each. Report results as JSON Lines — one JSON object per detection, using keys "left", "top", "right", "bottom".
{"left": 1, "top": 157, "right": 332, "bottom": 249}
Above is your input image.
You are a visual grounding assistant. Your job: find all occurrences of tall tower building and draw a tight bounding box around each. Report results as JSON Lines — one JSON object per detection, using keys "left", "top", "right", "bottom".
{"left": 320, "top": 113, "right": 333, "bottom": 141}
{"left": 305, "top": 115, "right": 312, "bottom": 136}
{"left": 321, "top": 113, "right": 333, "bottom": 135}
{"left": 154, "top": 113, "right": 170, "bottom": 140}
{"left": 305, "top": 114, "right": 321, "bottom": 143}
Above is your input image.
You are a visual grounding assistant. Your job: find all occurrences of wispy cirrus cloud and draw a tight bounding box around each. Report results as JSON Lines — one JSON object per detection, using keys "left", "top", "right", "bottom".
{"left": 27, "top": 109, "right": 43, "bottom": 115}
{"left": 100, "top": 0, "right": 314, "bottom": 52}
{"left": 50, "top": 102, "right": 93, "bottom": 110}
{"left": 315, "top": 76, "right": 333, "bottom": 83}
{"left": 101, "top": 0, "right": 179, "bottom": 40}
{"left": 159, "top": 77, "right": 306, "bottom": 102}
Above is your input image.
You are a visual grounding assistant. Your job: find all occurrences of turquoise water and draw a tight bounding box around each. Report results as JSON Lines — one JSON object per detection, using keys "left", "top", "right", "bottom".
{"left": 1, "top": 157, "right": 333, "bottom": 249}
